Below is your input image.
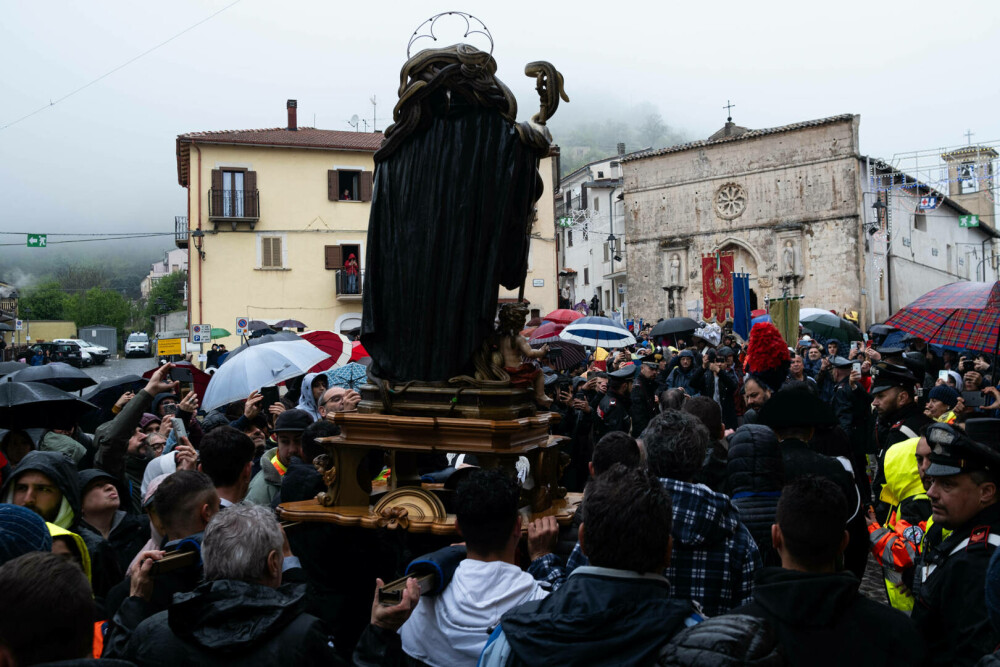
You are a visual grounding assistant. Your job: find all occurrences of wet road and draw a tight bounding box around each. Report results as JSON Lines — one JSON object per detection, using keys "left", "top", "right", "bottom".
{"left": 81, "top": 356, "right": 161, "bottom": 383}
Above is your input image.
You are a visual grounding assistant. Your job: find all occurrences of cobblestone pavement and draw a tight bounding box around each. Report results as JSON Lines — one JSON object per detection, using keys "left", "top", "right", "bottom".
{"left": 859, "top": 553, "right": 888, "bottom": 604}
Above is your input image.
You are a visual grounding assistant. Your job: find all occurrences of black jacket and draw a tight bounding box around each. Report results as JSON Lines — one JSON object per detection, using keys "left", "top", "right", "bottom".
{"left": 594, "top": 391, "right": 631, "bottom": 441}
{"left": 831, "top": 377, "right": 872, "bottom": 459}
{"left": 913, "top": 503, "right": 1000, "bottom": 666}
{"left": 79, "top": 511, "right": 151, "bottom": 609}
{"left": 725, "top": 425, "right": 783, "bottom": 565}
{"left": 119, "top": 579, "right": 410, "bottom": 667}
{"left": 657, "top": 614, "right": 785, "bottom": 666}
{"left": 734, "top": 567, "right": 926, "bottom": 667}
{"left": 497, "top": 567, "right": 698, "bottom": 666}
{"left": 629, "top": 375, "right": 658, "bottom": 437}
{"left": 690, "top": 366, "right": 737, "bottom": 429}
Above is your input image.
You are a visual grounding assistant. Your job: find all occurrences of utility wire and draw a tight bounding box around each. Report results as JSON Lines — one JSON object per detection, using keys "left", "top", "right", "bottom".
{"left": 0, "top": 0, "right": 244, "bottom": 131}
{"left": 0, "top": 234, "right": 174, "bottom": 247}
{"left": 0, "top": 231, "right": 175, "bottom": 237}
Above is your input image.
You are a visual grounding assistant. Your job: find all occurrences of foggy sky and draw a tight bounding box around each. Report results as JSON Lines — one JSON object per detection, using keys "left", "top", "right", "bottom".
{"left": 1, "top": 0, "right": 998, "bottom": 238}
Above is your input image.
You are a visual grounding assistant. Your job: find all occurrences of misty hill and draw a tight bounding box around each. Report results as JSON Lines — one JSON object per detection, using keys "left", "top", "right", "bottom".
{"left": 0, "top": 235, "right": 173, "bottom": 299}
{"left": 548, "top": 97, "right": 689, "bottom": 176}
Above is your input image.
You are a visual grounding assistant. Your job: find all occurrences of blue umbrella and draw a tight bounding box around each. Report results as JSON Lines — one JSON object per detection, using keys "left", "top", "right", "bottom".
{"left": 323, "top": 362, "right": 369, "bottom": 391}
{"left": 560, "top": 316, "right": 636, "bottom": 349}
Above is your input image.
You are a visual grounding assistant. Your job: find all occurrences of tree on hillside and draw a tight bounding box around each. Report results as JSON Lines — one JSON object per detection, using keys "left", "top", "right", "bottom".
{"left": 144, "top": 271, "right": 187, "bottom": 322}
{"left": 67, "top": 287, "right": 138, "bottom": 336}
{"left": 17, "top": 281, "right": 68, "bottom": 320}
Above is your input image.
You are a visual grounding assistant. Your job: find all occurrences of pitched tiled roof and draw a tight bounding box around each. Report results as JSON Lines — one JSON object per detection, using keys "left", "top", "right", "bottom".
{"left": 621, "top": 114, "right": 857, "bottom": 163}
{"left": 176, "top": 128, "right": 383, "bottom": 186}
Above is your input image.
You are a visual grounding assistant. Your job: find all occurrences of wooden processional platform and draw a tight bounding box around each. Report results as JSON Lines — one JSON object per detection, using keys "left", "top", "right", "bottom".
{"left": 276, "top": 386, "right": 580, "bottom": 536}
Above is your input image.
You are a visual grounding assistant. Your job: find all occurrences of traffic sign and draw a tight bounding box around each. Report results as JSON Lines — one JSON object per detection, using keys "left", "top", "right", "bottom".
{"left": 190, "top": 323, "right": 212, "bottom": 344}
{"left": 235, "top": 317, "right": 249, "bottom": 336}
{"left": 15, "top": 320, "right": 22, "bottom": 331}
{"left": 157, "top": 338, "right": 183, "bottom": 356}
{"left": 26, "top": 234, "right": 47, "bottom": 248}
{"left": 959, "top": 215, "right": 980, "bottom": 228}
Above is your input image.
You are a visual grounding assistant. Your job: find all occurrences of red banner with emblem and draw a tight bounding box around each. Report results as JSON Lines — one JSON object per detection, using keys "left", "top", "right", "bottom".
{"left": 702, "top": 251, "right": 735, "bottom": 322}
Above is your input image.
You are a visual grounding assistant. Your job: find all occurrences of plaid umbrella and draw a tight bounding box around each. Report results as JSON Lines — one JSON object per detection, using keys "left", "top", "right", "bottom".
{"left": 884, "top": 281, "right": 1000, "bottom": 352}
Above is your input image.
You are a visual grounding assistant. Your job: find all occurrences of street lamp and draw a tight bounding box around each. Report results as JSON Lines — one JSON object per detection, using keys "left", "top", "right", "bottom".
{"left": 191, "top": 229, "right": 206, "bottom": 260}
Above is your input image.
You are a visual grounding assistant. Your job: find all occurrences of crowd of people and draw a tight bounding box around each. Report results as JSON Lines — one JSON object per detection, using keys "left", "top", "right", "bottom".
{"left": 0, "top": 316, "right": 999, "bottom": 666}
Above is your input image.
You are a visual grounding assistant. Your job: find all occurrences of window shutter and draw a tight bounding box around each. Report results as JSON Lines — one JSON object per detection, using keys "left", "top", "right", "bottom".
{"left": 360, "top": 171, "right": 373, "bottom": 202}
{"left": 244, "top": 170, "right": 258, "bottom": 216}
{"left": 211, "top": 169, "right": 223, "bottom": 215}
{"left": 328, "top": 170, "right": 338, "bottom": 201}
{"left": 581, "top": 186, "right": 588, "bottom": 209}
{"left": 325, "top": 245, "right": 343, "bottom": 270}
{"left": 271, "top": 237, "right": 282, "bottom": 267}
{"left": 564, "top": 191, "right": 571, "bottom": 210}
{"left": 261, "top": 238, "right": 273, "bottom": 267}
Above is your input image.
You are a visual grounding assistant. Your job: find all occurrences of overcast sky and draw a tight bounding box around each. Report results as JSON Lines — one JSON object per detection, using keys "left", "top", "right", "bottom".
{"left": 1, "top": 0, "right": 998, "bottom": 239}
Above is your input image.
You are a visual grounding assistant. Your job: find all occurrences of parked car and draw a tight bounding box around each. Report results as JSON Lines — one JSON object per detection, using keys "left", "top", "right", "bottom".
{"left": 55, "top": 338, "right": 108, "bottom": 365}
{"left": 30, "top": 342, "right": 85, "bottom": 367}
{"left": 125, "top": 332, "right": 151, "bottom": 358}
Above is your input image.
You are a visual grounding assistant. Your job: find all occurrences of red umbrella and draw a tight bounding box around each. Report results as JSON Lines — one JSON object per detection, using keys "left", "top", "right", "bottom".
{"left": 301, "top": 331, "right": 352, "bottom": 372}
{"left": 884, "top": 281, "right": 999, "bottom": 352}
{"left": 350, "top": 340, "right": 370, "bottom": 361}
{"left": 544, "top": 309, "right": 584, "bottom": 325}
{"left": 529, "top": 322, "right": 565, "bottom": 344}
{"left": 142, "top": 362, "right": 211, "bottom": 403}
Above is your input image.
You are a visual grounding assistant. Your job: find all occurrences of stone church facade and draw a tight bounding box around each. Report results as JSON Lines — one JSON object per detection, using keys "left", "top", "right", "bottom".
{"left": 622, "top": 114, "right": 867, "bottom": 324}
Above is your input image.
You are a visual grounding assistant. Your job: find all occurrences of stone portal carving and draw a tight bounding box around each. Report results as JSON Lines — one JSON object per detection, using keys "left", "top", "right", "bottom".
{"left": 662, "top": 249, "right": 687, "bottom": 318}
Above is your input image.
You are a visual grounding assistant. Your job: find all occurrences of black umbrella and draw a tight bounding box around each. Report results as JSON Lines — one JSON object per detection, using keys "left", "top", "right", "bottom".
{"left": 82, "top": 374, "right": 146, "bottom": 410}
{"left": 0, "top": 322, "right": 14, "bottom": 332}
{"left": 5, "top": 362, "right": 97, "bottom": 392}
{"left": 0, "top": 361, "right": 28, "bottom": 378}
{"left": 274, "top": 319, "right": 307, "bottom": 329}
{"left": 530, "top": 340, "right": 587, "bottom": 372}
{"left": 78, "top": 374, "right": 147, "bottom": 432}
{"left": 0, "top": 382, "right": 98, "bottom": 430}
{"left": 248, "top": 320, "right": 272, "bottom": 332}
{"left": 650, "top": 317, "right": 699, "bottom": 338}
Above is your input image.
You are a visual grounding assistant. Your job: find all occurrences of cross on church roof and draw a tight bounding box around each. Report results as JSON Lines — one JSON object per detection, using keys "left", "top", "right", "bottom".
{"left": 723, "top": 100, "right": 736, "bottom": 122}
{"left": 965, "top": 129, "right": 974, "bottom": 145}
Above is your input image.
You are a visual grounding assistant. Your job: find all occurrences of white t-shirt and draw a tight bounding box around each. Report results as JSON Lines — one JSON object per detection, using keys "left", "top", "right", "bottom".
{"left": 399, "top": 558, "right": 548, "bottom": 666}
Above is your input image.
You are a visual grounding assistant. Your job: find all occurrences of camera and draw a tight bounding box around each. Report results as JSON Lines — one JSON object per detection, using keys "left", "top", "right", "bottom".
{"left": 960, "top": 360, "right": 976, "bottom": 373}
{"left": 546, "top": 346, "right": 563, "bottom": 359}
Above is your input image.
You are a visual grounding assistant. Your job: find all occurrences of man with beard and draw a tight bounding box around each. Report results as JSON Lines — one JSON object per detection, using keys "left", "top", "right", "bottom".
{"left": 870, "top": 363, "right": 932, "bottom": 513}
{"left": 665, "top": 350, "right": 697, "bottom": 393}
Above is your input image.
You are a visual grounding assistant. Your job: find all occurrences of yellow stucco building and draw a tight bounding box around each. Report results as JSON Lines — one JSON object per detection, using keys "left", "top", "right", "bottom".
{"left": 176, "top": 100, "right": 560, "bottom": 350}
{"left": 176, "top": 101, "right": 381, "bottom": 349}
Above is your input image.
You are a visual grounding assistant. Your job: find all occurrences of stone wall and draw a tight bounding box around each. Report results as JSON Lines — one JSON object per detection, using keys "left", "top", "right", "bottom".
{"left": 623, "top": 116, "right": 867, "bottom": 323}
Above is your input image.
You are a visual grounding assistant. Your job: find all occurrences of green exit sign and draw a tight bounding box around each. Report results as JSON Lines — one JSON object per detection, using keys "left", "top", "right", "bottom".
{"left": 26, "top": 234, "right": 47, "bottom": 248}
{"left": 959, "top": 215, "right": 980, "bottom": 228}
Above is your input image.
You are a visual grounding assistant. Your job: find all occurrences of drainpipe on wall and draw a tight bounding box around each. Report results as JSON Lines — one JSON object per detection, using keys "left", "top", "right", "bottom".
{"left": 195, "top": 143, "right": 204, "bottom": 326}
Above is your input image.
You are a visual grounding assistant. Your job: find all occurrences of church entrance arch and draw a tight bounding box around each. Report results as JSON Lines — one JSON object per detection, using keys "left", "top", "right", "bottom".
{"left": 715, "top": 238, "right": 760, "bottom": 278}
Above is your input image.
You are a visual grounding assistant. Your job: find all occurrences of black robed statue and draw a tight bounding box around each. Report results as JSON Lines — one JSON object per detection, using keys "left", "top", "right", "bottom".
{"left": 361, "top": 38, "right": 567, "bottom": 384}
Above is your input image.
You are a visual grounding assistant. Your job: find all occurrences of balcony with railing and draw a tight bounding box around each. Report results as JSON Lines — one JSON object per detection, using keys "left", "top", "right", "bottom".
{"left": 174, "top": 216, "right": 188, "bottom": 248}
{"left": 335, "top": 269, "right": 364, "bottom": 300}
{"left": 208, "top": 189, "right": 260, "bottom": 229}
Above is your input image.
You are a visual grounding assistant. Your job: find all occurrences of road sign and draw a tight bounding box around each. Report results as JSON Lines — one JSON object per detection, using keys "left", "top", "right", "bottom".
{"left": 190, "top": 323, "right": 212, "bottom": 344}
{"left": 26, "top": 234, "right": 47, "bottom": 248}
{"left": 15, "top": 320, "right": 22, "bottom": 331}
{"left": 959, "top": 214, "right": 980, "bottom": 228}
{"left": 157, "top": 338, "right": 183, "bottom": 356}
{"left": 235, "top": 317, "right": 249, "bottom": 336}
{"left": 918, "top": 196, "right": 938, "bottom": 210}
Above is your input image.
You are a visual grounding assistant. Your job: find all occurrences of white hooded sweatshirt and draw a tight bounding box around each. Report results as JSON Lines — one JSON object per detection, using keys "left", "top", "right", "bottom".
{"left": 399, "top": 558, "right": 548, "bottom": 666}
